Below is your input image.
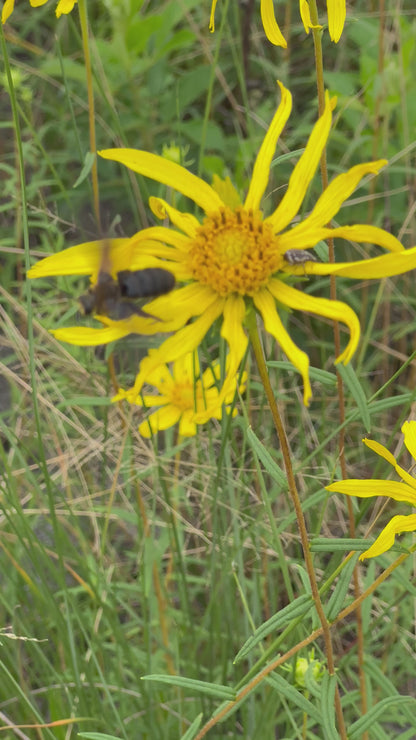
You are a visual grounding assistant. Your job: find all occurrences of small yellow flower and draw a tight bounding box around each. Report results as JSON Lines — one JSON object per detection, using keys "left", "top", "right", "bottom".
{"left": 210, "top": 0, "right": 346, "bottom": 47}
{"left": 28, "top": 82, "right": 416, "bottom": 411}
{"left": 327, "top": 421, "right": 416, "bottom": 559}
{"left": 2, "top": 0, "right": 77, "bottom": 24}
{"left": 120, "top": 351, "right": 245, "bottom": 438}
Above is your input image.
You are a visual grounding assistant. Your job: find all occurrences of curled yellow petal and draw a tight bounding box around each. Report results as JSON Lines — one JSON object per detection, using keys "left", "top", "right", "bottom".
{"left": 359, "top": 514, "right": 416, "bottom": 559}
{"left": 260, "top": 0, "right": 287, "bottom": 48}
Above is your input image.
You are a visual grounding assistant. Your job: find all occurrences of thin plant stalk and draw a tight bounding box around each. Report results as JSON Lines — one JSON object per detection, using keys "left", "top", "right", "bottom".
{"left": 308, "top": 0, "right": 368, "bottom": 728}
{"left": 78, "top": 0, "right": 101, "bottom": 231}
{"left": 247, "top": 312, "right": 347, "bottom": 739}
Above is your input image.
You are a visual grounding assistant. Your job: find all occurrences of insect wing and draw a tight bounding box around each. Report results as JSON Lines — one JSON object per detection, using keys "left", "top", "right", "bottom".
{"left": 117, "top": 268, "right": 175, "bottom": 299}
{"left": 284, "top": 249, "right": 319, "bottom": 265}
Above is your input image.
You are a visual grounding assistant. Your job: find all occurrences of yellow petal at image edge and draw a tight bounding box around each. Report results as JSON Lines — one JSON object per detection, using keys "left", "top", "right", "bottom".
{"left": 360, "top": 514, "right": 416, "bottom": 559}
{"left": 402, "top": 420, "right": 416, "bottom": 462}
{"left": 302, "top": 247, "right": 416, "bottom": 279}
{"left": 326, "top": 479, "right": 416, "bottom": 506}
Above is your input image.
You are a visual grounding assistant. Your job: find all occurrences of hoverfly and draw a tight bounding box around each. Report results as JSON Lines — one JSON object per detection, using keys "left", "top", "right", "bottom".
{"left": 283, "top": 249, "right": 319, "bottom": 265}
{"left": 79, "top": 242, "right": 175, "bottom": 321}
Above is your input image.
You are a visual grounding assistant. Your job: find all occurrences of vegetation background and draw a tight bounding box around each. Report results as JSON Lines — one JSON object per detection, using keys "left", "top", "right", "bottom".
{"left": 1, "top": 0, "right": 416, "bottom": 737}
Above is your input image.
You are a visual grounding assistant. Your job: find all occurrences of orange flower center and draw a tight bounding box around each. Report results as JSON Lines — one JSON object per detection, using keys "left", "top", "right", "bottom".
{"left": 170, "top": 381, "right": 197, "bottom": 412}
{"left": 189, "top": 206, "right": 282, "bottom": 296}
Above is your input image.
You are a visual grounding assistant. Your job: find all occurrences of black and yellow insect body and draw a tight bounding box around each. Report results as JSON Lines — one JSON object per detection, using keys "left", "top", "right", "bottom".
{"left": 79, "top": 243, "right": 175, "bottom": 321}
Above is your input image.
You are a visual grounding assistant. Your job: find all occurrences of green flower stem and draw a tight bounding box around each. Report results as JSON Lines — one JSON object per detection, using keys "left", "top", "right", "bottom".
{"left": 246, "top": 312, "right": 346, "bottom": 737}
{"left": 78, "top": 0, "right": 101, "bottom": 230}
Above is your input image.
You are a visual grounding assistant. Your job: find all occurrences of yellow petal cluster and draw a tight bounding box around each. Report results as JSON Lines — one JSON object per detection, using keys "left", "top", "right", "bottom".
{"left": 2, "top": 0, "right": 76, "bottom": 23}
{"left": 210, "top": 0, "right": 346, "bottom": 47}
{"left": 327, "top": 421, "right": 416, "bottom": 559}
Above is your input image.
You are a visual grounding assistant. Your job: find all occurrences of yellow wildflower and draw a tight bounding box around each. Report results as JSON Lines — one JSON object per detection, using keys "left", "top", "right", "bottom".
{"left": 28, "top": 82, "right": 416, "bottom": 410}
{"left": 124, "top": 351, "right": 245, "bottom": 438}
{"left": 327, "top": 421, "right": 416, "bottom": 559}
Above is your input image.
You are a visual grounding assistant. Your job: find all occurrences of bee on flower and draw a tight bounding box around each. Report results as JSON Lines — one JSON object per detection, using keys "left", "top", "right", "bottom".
{"left": 28, "top": 81, "right": 416, "bottom": 414}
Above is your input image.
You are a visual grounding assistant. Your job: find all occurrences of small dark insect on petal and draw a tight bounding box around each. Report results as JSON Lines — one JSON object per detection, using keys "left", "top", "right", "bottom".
{"left": 284, "top": 249, "right": 319, "bottom": 265}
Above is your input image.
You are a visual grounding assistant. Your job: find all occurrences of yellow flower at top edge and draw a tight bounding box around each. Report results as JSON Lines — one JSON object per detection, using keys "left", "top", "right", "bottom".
{"left": 210, "top": 0, "right": 346, "bottom": 46}
{"left": 28, "top": 81, "right": 416, "bottom": 412}
{"left": 120, "top": 350, "right": 246, "bottom": 438}
{"left": 2, "top": 0, "right": 77, "bottom": 23}
{"left": 327, "top": 421, "right": 416, "bottom": 559}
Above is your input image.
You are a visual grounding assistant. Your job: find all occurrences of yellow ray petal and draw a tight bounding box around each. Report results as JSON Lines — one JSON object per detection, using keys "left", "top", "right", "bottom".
{"left": 149, "top": 196, "right": 199, "bottom": 237}
{"left": 179, "top": 410, "right": 198, "bottom": 437}
{"left": 253, "top": 288, "right": 312, "bottom": 405}
{"left": 56, "top": 0, "right": 77, "bottom": 16}
{"left": 363, "top": 438, "right": 397, "bottom": 466}
{"left": 260, "top": 0, "right": 287, "bottom": 47}
{"left": 129, "top": 299, "right": 225, "bottom": 398}
{"left": 327, "top": 479, "right": 416, "bottom": 506}
{"left": 327, "top": 0, "right": 346, "bottom": 43}
{"left": 268, "top": 92, "right": 332, "bottom": 234}
{"left": 288, "top": 246, "right": 416, "bottom": 279}
{"left": 327, "top": 225, "right": 403, "bottom": 253}
{"left": 220, "top": 295, "right": 248, "bottom": 374}
{"left": 299, "top": 0, "right": 312, "bottom": 32}
{"left": 268, "top": 279, "right": 360, "bottom": 364}
{"left": 27, "top": 239, "right": 130, "bottom": 279}
{"left": 139, "top": 406, "right": 182, "bottom": 438}
{"left": 195, "top": 295, "right": 248, "bottom": 423}
{"left": 402, "top": 420, "right": 416, "bottom": 464}
{"left": 51, "top": 324, "right": 132, "bottom": 346}
{"left": 244, "top": 82, "right": 292, "bottom": 211}
{"left": 364, "top": 438, "right": 416, "bottom": 490}
{"left": 145, "top": 283, "right": 219, "bottom": 326}
{"left": 99, "top": 149, "right": 223, "bottom": 215}
{"left": 2, "top": 0, "right": 14, "bottom": 22}
{"left": 292, "top": 161, "right": 387, "bottom": 234}
{"left": 359, "top": 514, "right": 416, "bottom": 559}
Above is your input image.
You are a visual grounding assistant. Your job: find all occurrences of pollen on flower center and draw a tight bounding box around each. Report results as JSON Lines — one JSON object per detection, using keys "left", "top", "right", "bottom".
{"left": 170, "top": 382, "right": 195, "bottom": 412}
{"left": 189, "top": 206, "right": 282, "bottom": 296}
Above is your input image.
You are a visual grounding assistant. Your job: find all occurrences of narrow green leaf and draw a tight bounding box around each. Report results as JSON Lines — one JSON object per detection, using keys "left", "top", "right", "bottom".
{"left": 266, "top": 673, "right": 321, "bottom": 722}
{"left": 234, "top": 594, "right": 313, "bottom": 663}
{"left": 349, "top": 696, "right": 416, "bottom": 738}
{"left": 310, "top": 538, "right": 373, "bottom": 553}
{"left": 179, "top": 714, "right": 203, "bottom": 740}
{"left": 267, "top": 361, "right": 337, "bottom": 387}
{"left": 320, "top": 674, "right": 338, "bottom": 740}
{"left": 326, "top": 554, "right": 359, "bottom": 621}
{"left": 72, "top": 151, "right": 96, "bottom": 188}
{"left": 141, "top": 674, "right": 236, "bottom": 700}
{"left": 78, "top": 734, "right": 119, "bottom": 740}
{"left": 337, "top": 363, "right": 371, "bottom": 432}
{"left": 246, "top": 426, "right": 287, "bottom": 487}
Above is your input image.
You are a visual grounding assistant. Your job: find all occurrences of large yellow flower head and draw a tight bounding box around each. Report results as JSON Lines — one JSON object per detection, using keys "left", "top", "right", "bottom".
{"left": 28, "top": 82, "right": 416, "bottom": 410}
{"left": 2, "top": 0, "right": 77, "bottom": 23}
{"left": 327, "top": 422, "right": 416, "bottom": 560}
{"left": 127, "top": 351, "right": 246, "bottom": 438}
{"left": 210, "top": 0, "right": 346, "bottom": 47}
